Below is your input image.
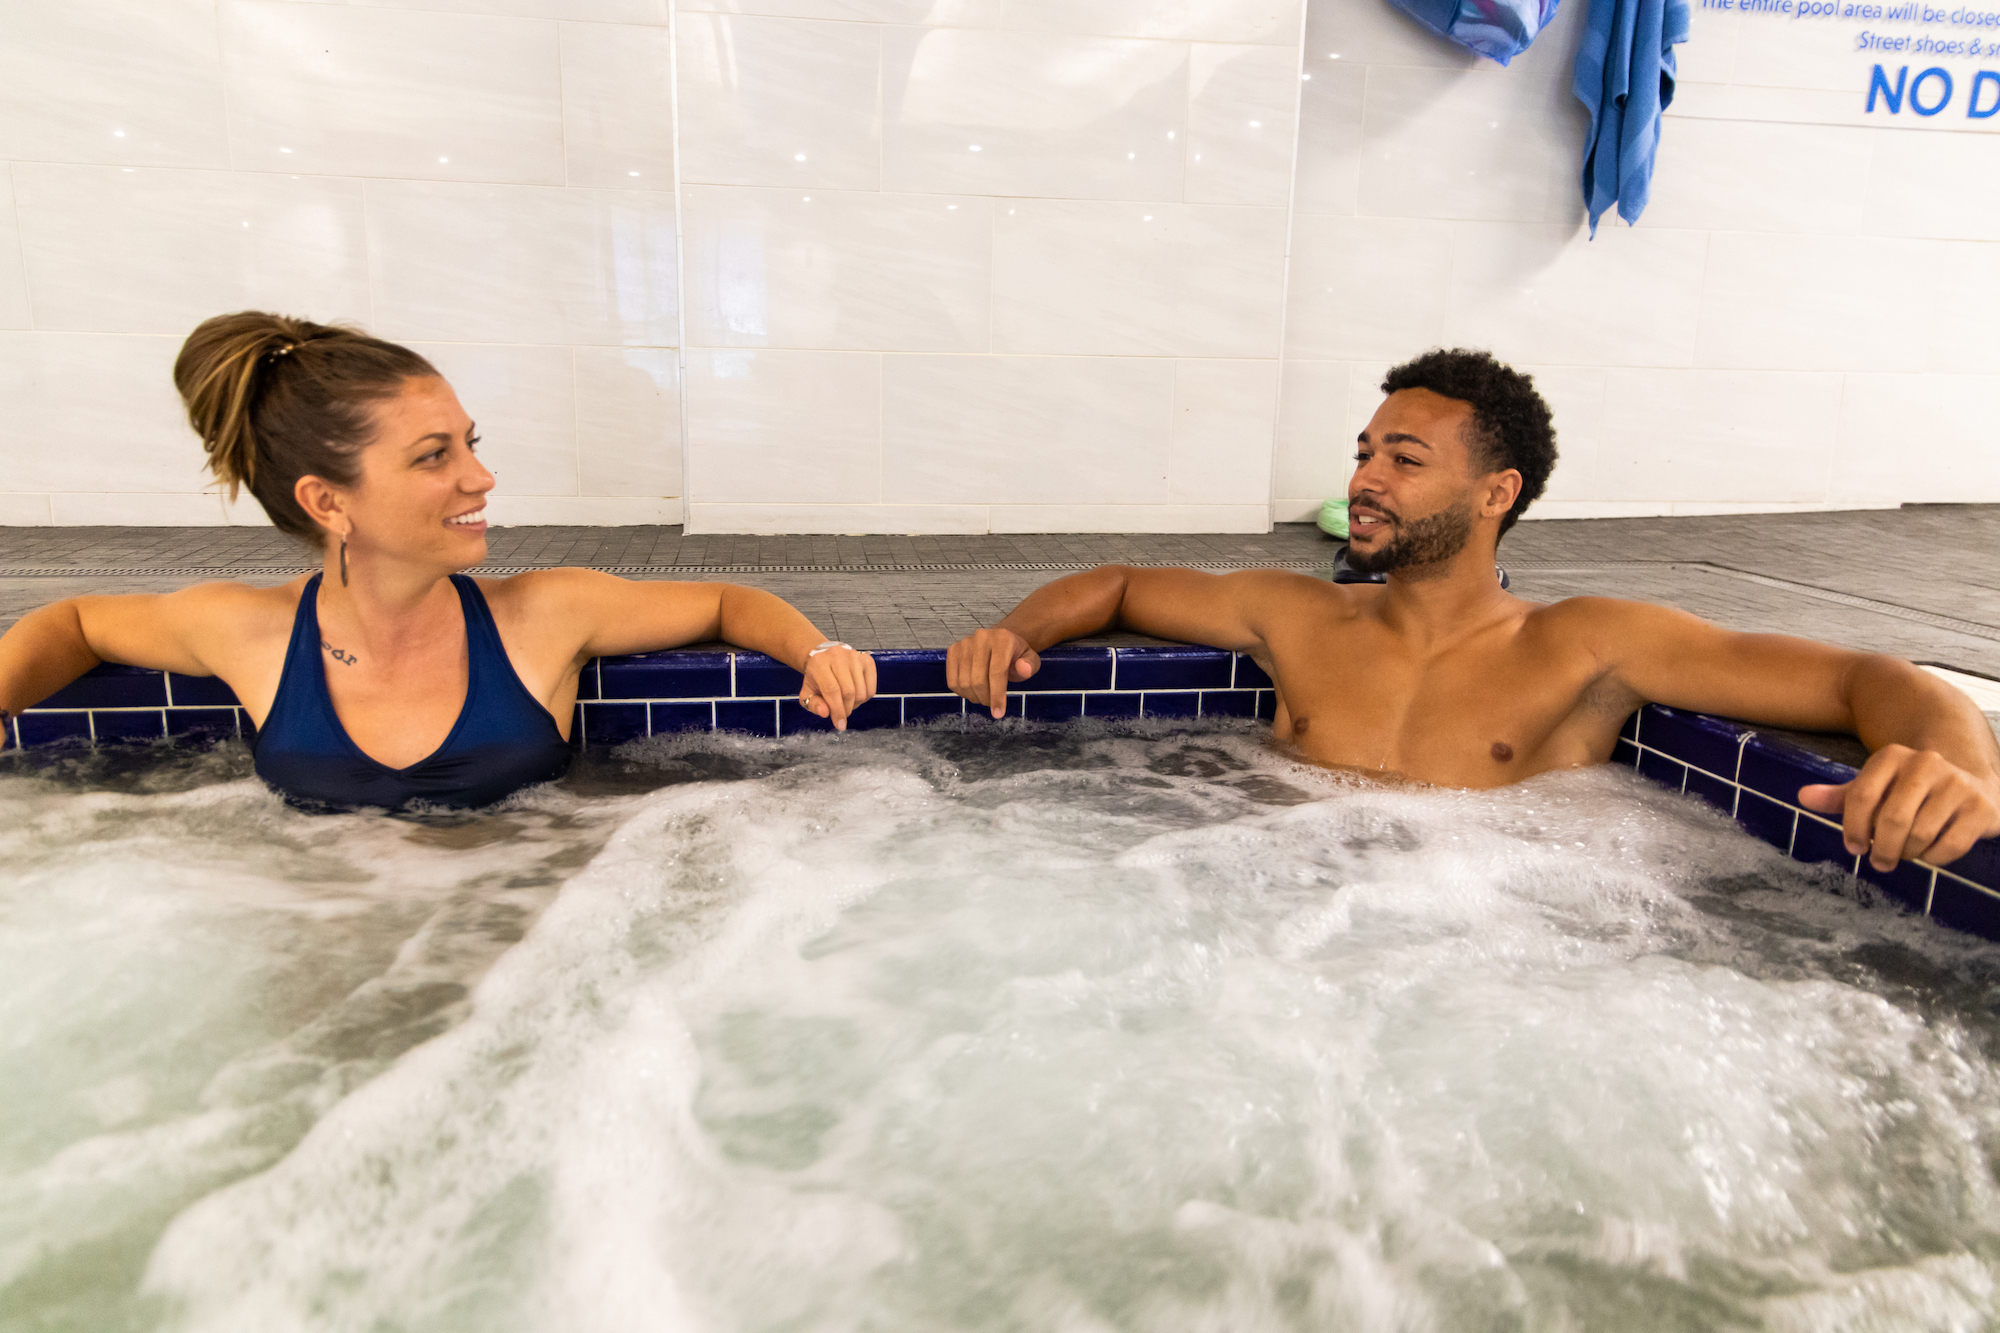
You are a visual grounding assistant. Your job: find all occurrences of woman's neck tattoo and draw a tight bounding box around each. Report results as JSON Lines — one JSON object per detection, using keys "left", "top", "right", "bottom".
{"left": 321, "top": 638, "right": 359, "bottom": 667}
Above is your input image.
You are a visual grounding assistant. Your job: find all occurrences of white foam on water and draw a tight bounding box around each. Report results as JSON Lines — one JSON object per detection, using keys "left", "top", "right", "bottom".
{"left": 7, "top": 725, "right": 2000, "bottom": 1332}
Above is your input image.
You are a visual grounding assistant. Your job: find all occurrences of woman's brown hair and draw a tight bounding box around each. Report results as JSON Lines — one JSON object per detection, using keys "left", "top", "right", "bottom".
{"left": 173, "top": 312, "right": 438, "bottom": 545}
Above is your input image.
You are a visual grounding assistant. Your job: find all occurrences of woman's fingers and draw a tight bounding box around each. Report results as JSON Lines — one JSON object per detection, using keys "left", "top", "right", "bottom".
{"left": 799, "top": 648, "right": 877, "bottom": 731}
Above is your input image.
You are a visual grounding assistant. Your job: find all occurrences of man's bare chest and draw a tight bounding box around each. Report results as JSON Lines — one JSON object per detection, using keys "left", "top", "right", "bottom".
{"left": 1258, "top": 623, "right": 1627, "bottom": 787}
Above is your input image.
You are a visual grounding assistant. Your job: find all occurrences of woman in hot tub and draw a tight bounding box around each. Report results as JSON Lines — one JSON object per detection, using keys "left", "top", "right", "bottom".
{"left": 0, "top": 311, "right": 877, "bottom": 809}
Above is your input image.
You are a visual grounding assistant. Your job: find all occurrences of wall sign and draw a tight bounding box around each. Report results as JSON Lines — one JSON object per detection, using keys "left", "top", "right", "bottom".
{"left": 1695, "top": 0, "right": 2000, "bottom": 123}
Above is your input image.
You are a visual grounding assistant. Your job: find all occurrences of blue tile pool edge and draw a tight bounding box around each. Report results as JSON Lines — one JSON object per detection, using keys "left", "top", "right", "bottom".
{"left": 17, "top": 651, "right": 2000, "bottom": 939}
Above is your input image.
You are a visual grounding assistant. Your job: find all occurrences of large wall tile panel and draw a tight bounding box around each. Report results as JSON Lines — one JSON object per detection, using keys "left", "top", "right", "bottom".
{"left": 1695, "top": 233, "right": 1944, "bottom": 374}
{"left": 575, "top": 349, "right": 684, "bottom": 499}
{"left": 559, "top": 23, "right": 679, "bottom": 190}
{"left": 1284, "top": 214, "right": 1453, "bottom": 362}
{"left": 217, "top": 1, "right": 566, "bottom": 185}
{"left": 352, "top": 0, "right": 670, "bottom": 20}
{"left": 1184, "top": 43, "right": 1300, "bottom": 206}
{"left": 1642, "top": 119, "right": 1871, "bottom": 235}
{"left": 0, "top": 167, "right": 28, "bottom": 331}
{"left": 1446, "top": 222, "right": 1708, "bottom": 368}
{"left": 677, "top": 14, "right": 884, "bottom": 189}
{"left": 1169, "top": 360, "right": 1279, "bottom": 505}
{"left": 1830, "top": 376, "right": 2000, "bottom": 507}
{"left": 1596, "top": 370, "right": 1844, "bottom": 504}
{"left": 0, "top": 334, "right": 198, "bottom": 495}
{"left": 679, "top": 1, "right": 1001, "bottom": 21}
{"left": 1863, "top": 131, "right": 2000, "bottom": 243}
{"left": 366, "top": 181, "right": 679, "bottom": 347}
{"left": 0, "top": 0, "right": 230, "bottom": 169}
{"left": 1523, "top": 364, "right": 1607, "bottom": 507}
{"left": 682, "top": 187, "right": 992, "bottom": 351}
{"left": 990, "top": 200, "right": 1288, "bottom": 357}
{"left": 1358, "top": 65, "right": 1585, "bottom": 224}
{"left": 880, "top": 28, "right": 1190, "bottom": 200}
{"left": 686, "top": 349, "right": 883, "bottom": 503}
{"left": 880, "top": 354, "right": 1175, "bottom": 505}
{"left": 14, "top": 165, "right": 371, "bottom": 335}
{"left": 1002, "top": 0, "right": 1303, "bottom": 43}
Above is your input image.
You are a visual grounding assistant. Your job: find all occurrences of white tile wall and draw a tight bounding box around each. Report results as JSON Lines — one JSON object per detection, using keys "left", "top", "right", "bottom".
{"left": 990, "top": 200, "right": 1288, "bottom": 357}
{"left": 575, "top": 348, "right": 684, "bottom": 499}
{"left": 879, "top": 28, "right": 1190, "bottom": 200}
{"left": 14, "top": 165, "right": 372, "bottom": 335}
{"left": 356, "top": 0, "right": 670, "bottom": 21}
{"left": 679, "top": 1, "right": 999, "bottom": 22}
{"left": 412, "top": 343, "right": 582, "bottom": 498}
{"left": 686, "top": 348, "right": 883, "bottom": 503}
{"left": 559, "top": 23, "right": 680, "bottom": 190}
{"left": 0, "top": 0, "right": 231, "bottom": 170}
{"left": 0, "top": 334, "right": 201, "bottom": 494}
{"left": 0, "top": 0, "right": 683, "bottom": 526}
{"left": 0, "top": 166, "right": 29, "bottom": 331}
{"left": 681, "top": 187, "right": 992, "bottom": 351}
{"left": 217, "top": 2, "right": 567, "bottom": 186}
{"left": 366, "top": 181, "right": 680, "bottom": 347}
{"left": 677, "top": 14, "right": 884, "bottom": 190}
{"left": 881, "top": 354, "right": 1175, "bottom": 504}
{"left": 1273, "top": 0, "right": 2000, "bottom": 524}
{"left": 678, "top": 1, "right": 1300, "bottom": 532}
{"left": 1596, "top": 369, "right": 1844, "bottom": 503}
{"left": 4, "top": 0, "right": 1998, "bottom": 530}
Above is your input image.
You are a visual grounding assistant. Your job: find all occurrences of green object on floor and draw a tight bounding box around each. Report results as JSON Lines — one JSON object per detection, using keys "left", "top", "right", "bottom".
{"left": 1317, "top": 497, "right": 1349, "bottom": 540}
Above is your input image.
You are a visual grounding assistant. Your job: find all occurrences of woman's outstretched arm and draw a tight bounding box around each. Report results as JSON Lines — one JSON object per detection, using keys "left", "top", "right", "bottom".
{"left": 494, "top": 569, "right": 878, "bottom": 731}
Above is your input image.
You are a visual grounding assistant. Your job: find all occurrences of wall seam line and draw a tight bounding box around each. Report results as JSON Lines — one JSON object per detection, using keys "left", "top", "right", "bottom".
{"left": 1263, "top": 0, "right": 1312, "bottom": 533}
{"left": 668, "top": 0, "right": 694, "bottom": 531}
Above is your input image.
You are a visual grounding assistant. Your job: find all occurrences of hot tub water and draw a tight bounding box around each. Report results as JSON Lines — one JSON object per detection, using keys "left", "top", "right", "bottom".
{"left": 4, "top": 723, "right": 2000, "bottom": 1332}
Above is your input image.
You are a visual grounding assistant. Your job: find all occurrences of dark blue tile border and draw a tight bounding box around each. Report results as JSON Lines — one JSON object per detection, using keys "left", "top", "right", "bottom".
{"left": 167, "top": 673, "right": 239, "bottom": 707}
{"left": 582, "top": 701, "right": 648, "bottom": 746}
{"left": 1016, "top": 646, "right": 1113, "bottom": 693}
{"left": 17, "top": 655, "right": 1999, "bottom": 944}
{"left": 19, "top": 711, "right": 91, "bottom": 746}
{"left": 1024, "top": 693, "right": 1084, "bottom": 722}
{"left": 38, "top": 665, "right": 167, "bottom": 710}
{"left": 715, "top": 699, "right": 778, "bottom": 737}
{"left": 1115, "top": 646, "right": 1232, "bottom": 692}
{"left": 166, "top": 707, "right": 241, "bottom": 742}
{"left": 602, "top": 651, "right": 731, "bottom": 701}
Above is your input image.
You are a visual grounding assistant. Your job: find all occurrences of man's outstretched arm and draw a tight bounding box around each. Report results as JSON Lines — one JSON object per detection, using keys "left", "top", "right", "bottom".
{"left": 1589, "top": 598, "right": 2000, "bottom": 871}
{"left": 947, "top": 566, "right": 1292, "bottom": 718}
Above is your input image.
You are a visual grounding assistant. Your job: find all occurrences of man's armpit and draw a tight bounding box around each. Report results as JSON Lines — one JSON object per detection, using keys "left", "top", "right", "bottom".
{"left": 1579, "top": 671, "right": 1642, "bottom": 722}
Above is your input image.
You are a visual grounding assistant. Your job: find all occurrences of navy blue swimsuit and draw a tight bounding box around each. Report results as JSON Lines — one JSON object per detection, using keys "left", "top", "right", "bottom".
{"left": 254, "top": 574, "right": 572, "bottom": 810}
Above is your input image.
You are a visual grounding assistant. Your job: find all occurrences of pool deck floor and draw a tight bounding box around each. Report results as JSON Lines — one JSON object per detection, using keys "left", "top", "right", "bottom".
{"left": 1, "top": 506, "right": 1997, "bottom": 679}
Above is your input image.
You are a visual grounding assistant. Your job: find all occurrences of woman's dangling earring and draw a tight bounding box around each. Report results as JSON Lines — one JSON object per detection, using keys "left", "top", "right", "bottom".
{"left": 339, "top": 532, "right": 349, "bottom": 588}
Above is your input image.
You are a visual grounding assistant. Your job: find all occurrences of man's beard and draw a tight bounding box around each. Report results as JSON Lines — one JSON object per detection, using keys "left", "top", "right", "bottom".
{"left": 1344, "top": 501, "right": 1475, "bottom": 575}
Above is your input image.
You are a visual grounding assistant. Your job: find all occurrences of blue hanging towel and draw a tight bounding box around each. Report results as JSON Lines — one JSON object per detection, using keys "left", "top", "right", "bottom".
{"left": 1384, "top": 0, "right": 1561, "bottom": 65}
{"left": 1574, "top": 0, "right": 1690, "bottom": 232}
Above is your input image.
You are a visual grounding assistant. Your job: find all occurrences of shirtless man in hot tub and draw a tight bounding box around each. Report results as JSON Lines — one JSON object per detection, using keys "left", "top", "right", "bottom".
{"left": 946, "top": 348, "right": 2000, "bottom": 874}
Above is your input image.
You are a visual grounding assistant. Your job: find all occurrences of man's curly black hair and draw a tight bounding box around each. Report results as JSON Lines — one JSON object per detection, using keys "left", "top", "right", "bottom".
{"left": 1379, "top": 348, "right": 1556, "bottom": 539}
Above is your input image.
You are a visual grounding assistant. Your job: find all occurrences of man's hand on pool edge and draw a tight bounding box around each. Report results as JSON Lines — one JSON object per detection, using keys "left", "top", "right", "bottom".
{"left": 1799, "top": 746, "right": 2000, "bottom": 872}
{"left": 948, "top": 628, "right": 1041, "bottom": 719}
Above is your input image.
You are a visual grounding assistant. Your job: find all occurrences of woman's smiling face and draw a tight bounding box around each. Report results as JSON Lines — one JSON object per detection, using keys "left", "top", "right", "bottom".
{"left": 341, "top": 375, "right": 495, "bottom": 572}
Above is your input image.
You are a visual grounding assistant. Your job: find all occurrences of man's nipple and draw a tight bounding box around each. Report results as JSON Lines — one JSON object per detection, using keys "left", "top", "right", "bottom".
{"left": 1491, "top": 740, "right": 1514, "bottom": 763}
{"left": 1293, "top": 716, "right": 1310, "bottom": 735}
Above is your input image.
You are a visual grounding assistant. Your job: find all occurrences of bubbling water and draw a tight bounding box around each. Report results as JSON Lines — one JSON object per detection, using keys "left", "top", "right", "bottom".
{"left": 5, "top": 724, "right": 2000, "bottom": 1332}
